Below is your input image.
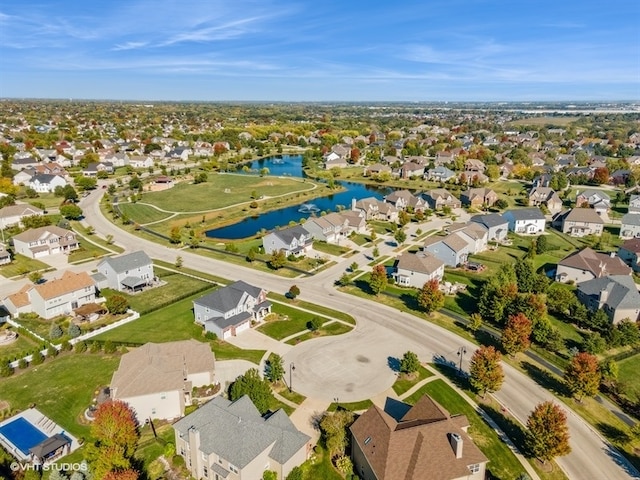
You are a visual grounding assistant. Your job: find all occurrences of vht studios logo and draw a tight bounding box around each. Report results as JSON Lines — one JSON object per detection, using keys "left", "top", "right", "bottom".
{"left": 10, "top": 462, "right": 88, "bottom": 472}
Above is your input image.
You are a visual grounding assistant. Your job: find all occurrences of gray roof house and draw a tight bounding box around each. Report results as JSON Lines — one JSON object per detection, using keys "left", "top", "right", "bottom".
{"left": 173, "top": 395, "right": 310, "bottom": 480}
{"left": 262, "top": 225, "right": 313, "bottom": 256}
{"left": 96, "top": 250, "right": 154, "bottom": 292}
{"left": 470, "top": 214, "right": 509, "bottom": 242}
{"left": 423, "top": 233, "right": 470, "bottom": 267}
{"left": 503, "top": 208, "right": 546, "bottom": 234}
{"left": 193, "top": 281, "right": 271, "bottom": 340}
{"left": 620, "top": 213, "right": 640, "bottom": 239}
{"left": 393, "top": 252, "right": 445, "bottom": 288}
{"left": 425, "top": 166, "right": 456, "bottom": 182}
{"left": 0, "top": 204, "right": 44, "bottom": 229}
{"left": 629, "top": 195, "right": 640, "bottom": 214}
{"left": 576, "top": 275, "right": 640, "bottom": 323}
{"left": 556, "top": 208, "right": 604, "bottom": 237}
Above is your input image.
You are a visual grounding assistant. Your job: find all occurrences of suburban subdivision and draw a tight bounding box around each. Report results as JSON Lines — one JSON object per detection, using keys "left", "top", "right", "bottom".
{"left": 0, "top": 101, "right": 640, "bottom": 480}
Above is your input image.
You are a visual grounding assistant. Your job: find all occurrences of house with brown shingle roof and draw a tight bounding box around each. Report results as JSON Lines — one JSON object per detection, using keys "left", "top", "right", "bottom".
{"left": 393, "top": 251, "right": 445, "bottom": 288}
{"left": 460, "top": 188, "right": 498, "bottom": 208}
{"left": 3, "top": 271, "right": 97, "bottom": 319}
{"left": 555, "top": 247, "right": 631, "bottom": 284}
{"left": 424, "top": 189, "right": 461, "bottom": 211}
{"left": 618, "top": 238, "right": 640, "bottom": 273}
{"left": 12, "top": 226, "right": 78, "bottom": 259}
{"left": 350, "top": 395, "right": 488, "bottom": 480}
{"left": 554, "top": 208, "right": 604, "bottom": 237}
{"left": 111, "top": 339, "right": 215, "bottom": 422}
{"left": 528, "top": 187, "right": 563, "bottom": 214}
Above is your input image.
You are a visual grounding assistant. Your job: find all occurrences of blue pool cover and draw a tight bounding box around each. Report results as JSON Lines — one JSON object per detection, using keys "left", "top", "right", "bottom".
{"left": 0, "top": 417, "right": 48, "bottom": 455}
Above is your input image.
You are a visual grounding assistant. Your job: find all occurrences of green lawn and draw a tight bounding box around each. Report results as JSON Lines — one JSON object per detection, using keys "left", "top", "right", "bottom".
{"left": 311, "top": 241, "right": 351, "bottom": 256}
{"left": 117, "top": 202, "right": 175, "bottom": 224}
{"left": 0, "top": 353, "right": 121, "bottom": 438}
{"left": 138, "top": 174, "right": 314, "bottom": 212}
{"left": 327, "top": 399, "right": 373, "bottom": 412}
{"left": 618, "top": 354, "right": 640, "bottom": 403}
{"left": 0, "top": 327, "right": 40, "bottom": 360}
{"left": 68, "top": 238, "right": 111, "bottom": 263}
{"left": 392, "top": 365, "right": 434, "bottom": 396}
{"left": 210, "top": 340, "right": 266, "bottom": 364}
{"left": 406, "top": 379, "right": 527, "bottom": 480}
{"left": 0, "top": 254, "right": 50, "bottom": 278}
{"left": 285, "top": 322, "right": 353, "bottom": 345}
{"left": 257, "top": 304, "right": 330, "bottom": 340}
{"left": 268, "top": 294, "right": 356, "bottom": 325}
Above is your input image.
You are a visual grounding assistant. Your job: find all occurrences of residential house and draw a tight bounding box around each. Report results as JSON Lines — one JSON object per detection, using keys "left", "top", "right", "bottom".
{"left": 33, "top": 162, "right": 68, "bottom": 178}
{"left": 424, "top": 189, "right": 461, "bottom": 211}
{"left": 96, "top": 250, "right": 155, "bottom": 292}
{"left": 576, "top": 275, "right": 640, "bottom": 323}
{"left": 384, "top": 190, "right": 426, "bottom": 212}
{"left": 28, "top": 174, "right": 67, "bottom": 194}
{"left": 399, "top": 162, "right": 425, "bottom": 179}
{"left": 352, "top": 198, "right": 399, "bottom": 222}
{"left": 503, "top": 208, "right": 546, "bottom": 234}
{"left": 435, "top": 151, "right": 456, "bottom": 165}
{"left": 426, "top": 165, "right": 456, "bottom": 183}
{"left": 556, "top": 248, "right": 631, "bottom": 284}
{"left": 12, "top": 169, "right": 34, "bottom": 186}
{"left": 423, "top": 233, "right": 470, "bottom": 267}
{"left": 174, "top": 395, "right": 310, "bottom": 480}
{"left": 528, "top": 187, "right": 563, "bottom": 214}
{"left": 262, "top": 225, "right": 313, "bottom": 256}
{"left": 129, "top": 155, "right": 154, "bottom": 169}
{"left": 464, "top": 159, "right": 486, "bottom": 174}
{"left": 0, "top": 244, "right": 11, "bottom": 265}
{"left": 350, "top": 395, "right": 488, "bottom": 480}
{"left": 0, "top": 204, "right": 44, "bottom": 229}
{"left": 193, "top": 280, "right": 271, "bottom": 339}
{"left": 460, "top": 188, "right": 498, "bottom": 208}
{"left": 166, "top": 147, "right": 191, "bottom": 161}
{"left": 324, "top": 152, "right": 350, "bottom": 169}
{"left": 12, "top": 226, "right": 78, "bottom": 259}
{"left": 575, "top": 189, "right": 611, "bottom": 215}
{"left": 532, "top": 173, "right": 552, "bottom": 188}
{"left": 339, "top": 210, "right": 367, "bottom": 234}
{"left": 83, "top": 162, "right": 114, "bottom": 177}
{"left": 447, "top": 222, "right": 489, "bottom": 254}
{"left": 111, "top": 340, "right": 215, "bottom": 422}
{"left": 364, "top": 163, "right": 391, "bottom": 177}
{"left": 620, "top": 214, "right": 640, "bottom": 239}
{"left": 469, "top": 214, "right": 509, "bottom": 242}
{"left": 3, "top": 271, "right": 96, "bottom": 319}
{"left": 303, "top": 213, "right": 349, "bottom": 244}
{"left": 618, "top": 238, "right": 640, "bottom": 272}
{"left": 393, "top": 251, "right": 445, "bottom": 288}
{"left": 11, "top": 157, "right": 39, "bottom": 171}
{"left": 629, "top": 195, "right": 640, "bottom": 214}
{"left": 556, "top": 208, "right": 604, "bottom": 237}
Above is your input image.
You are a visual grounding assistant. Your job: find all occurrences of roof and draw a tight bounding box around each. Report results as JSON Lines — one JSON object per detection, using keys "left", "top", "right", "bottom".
{"left": 622, "top": 213, "right": 640, "bottom": 227}
{"left": 12, "top": 225, "right": 75, "bottom": 243}
{"left": 173, "top": 395, "right": 310, "bottom": 469}
{"left": 0, "top": 204, "right": 44, "bottom": 218}
{"left": 98, "top": 250, "right": 153, "bottom": 274}
{"left": 563, "top": 208, "right": 605, "bottom": 224}
{"left": 423, "top": 232, "right": 469, "bottom": 253}
{"left": 577, "top": 275, "right": 640, "bottom": 311}
{"left": 620, "top": 238, "right": 640, "bottom": 254}
{"left": 470, "top": 213, "right": 507, "bottom": 228}
{"left": 205, "top": 311, "right": 252, "bottom": 331}
{"left": 32, "top": 271, "right": 95, "bottom": 300}
{"left": 504, "top": 207, "right": 545, "bottom": 221}
{"left": 558, "top": 248, "right": 631, "bottom": 278}
{"left": 350, "top": 396, "right": 487, "bottom": 480}
{"left": 111, "top": 340, "right": 214, "bottom": 398}
{"left": 194, "top": 280, "right": 264, "bottom": 313}
{"left": 29, "top": 434, "right": 71, "bottom": 458}
{"left": 578, "top": 189, "right": 611, "bottom": 201}
{"left": 269, "top": 225, "right": 311, "bottom": 244}
{"left": 396, "top": 252, "right": 445, "bottom": 275}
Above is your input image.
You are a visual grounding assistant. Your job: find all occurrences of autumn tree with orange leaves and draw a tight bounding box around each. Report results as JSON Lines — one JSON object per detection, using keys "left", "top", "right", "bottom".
{"left": 501, "top": 313, "right": 532, "bottom": 356}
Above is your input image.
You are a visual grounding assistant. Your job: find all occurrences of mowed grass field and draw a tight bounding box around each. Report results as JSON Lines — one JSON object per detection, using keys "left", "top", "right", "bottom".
{"left": 618, "top": 354, "right": 640, "bottom": 403}
{"left": 136, "top": 173, "right": 314, "bottom": 212}
{"left": 117, "top": 202, "right": 175, "bottom": 224}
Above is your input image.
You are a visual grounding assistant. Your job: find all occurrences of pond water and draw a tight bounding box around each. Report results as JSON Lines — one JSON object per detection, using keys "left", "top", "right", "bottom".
{"left": 205, "top": 155, "right": 391, "bottom": 239}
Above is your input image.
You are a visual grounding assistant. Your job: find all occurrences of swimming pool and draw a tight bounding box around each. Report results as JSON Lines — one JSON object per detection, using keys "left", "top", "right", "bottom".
{"left": 0, "top": 417, "right": 47, "bottom": 456}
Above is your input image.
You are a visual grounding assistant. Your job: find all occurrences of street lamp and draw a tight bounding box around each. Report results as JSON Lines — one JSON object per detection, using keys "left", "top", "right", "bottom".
{"left": 289, "top": 362, "right": 295, "bottom": 393}
{"left": 457, "top": 346, "right": 467, "bottom": 375}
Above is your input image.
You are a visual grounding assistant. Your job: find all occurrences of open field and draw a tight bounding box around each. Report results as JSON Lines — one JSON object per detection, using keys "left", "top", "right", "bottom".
{"left": 506, "top": 116, "right": 580, "bottom": 127}
{"left": 117, "top": 202, "right": 174, "bottom": 224}
{"left": 618, "top": 354, "right": 640, "bottom": 403}
{"left": 138, "top": 173, "right": 314, "bottom": 212}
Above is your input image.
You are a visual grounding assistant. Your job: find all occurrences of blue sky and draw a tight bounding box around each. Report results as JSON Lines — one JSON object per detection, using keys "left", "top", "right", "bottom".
{"left": 0, "top": 0, "right": 638, "bottom": 101}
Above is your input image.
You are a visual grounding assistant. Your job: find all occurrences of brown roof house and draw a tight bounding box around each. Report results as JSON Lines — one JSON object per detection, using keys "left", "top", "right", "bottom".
{"left": 12, "top": 225, "right": 78, "bottom": 259}
{"left": 555, "top": 208, "right": 604, "bottom": 237}
{"left": 618, "top": 238, "right": 640, "bottom": 272}
{"left": 111, "top": 339, "right": 215, "bottom": 422}
{"left": 555, "top": 247, "right": 631, "bottom": 284}
{"left": 460, "top": 188, "right": 498, "bottom": 208}
{"left": 528, "top": 187, "right": 563, "bottom": 214}
{"left": 424, "top": 189, "right": 462, "bottom": 211}
{"left": 3, "top": 271, "right": 97, "bottom": 319}
{"left": 350, "top": 395, "right": 488, "bottom": 480}
{"left": 393, "top": 251, "right": 445, "bottom": 288}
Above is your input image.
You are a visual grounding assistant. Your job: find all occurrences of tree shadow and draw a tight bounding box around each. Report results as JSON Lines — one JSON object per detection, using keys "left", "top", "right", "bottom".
{"left": 431, "top": 360, "right": 471, "bottom": 390}
{"left": 521, "top": 361, "right": 569, "bottom": 396}
{"left": 387, "top": 356, "right": 401, "bottom": 372}
{"left": 596, "top": 422, "right": 630, "bottom": 444}
{"left": 603, "top": 442, "right": 640, "bottom": 478}
{"left": 354, "top": 279, "right": 374, "bottom": 295}
{"left": 482, "top": 403, "right": 530, "bottom": 456}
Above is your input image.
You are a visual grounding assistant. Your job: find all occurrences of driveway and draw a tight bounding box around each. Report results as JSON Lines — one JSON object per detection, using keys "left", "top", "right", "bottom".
{"left": 214, "top": 359, "right": 256, "bottom": 390}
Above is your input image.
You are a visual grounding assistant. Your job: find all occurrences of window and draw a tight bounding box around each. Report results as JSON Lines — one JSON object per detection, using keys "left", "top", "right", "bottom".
{"left": 203, "top": 466, "right": 208, "bottom": 477}
{"left": 161, "top": 393, "right": 166, "bottom": 399}
{"left": 151, "top": 408, "right": 156, "bottom": 415}
{"left": 202, "top": 452, "right": 206, "bottom": 460}
{"left": 364, "top": 436, "right": 372, "bottom": 445}
{"left": 468, "top": 463, "right": 480, "bottom": 473}
{"left": 229, "top": 464, "right": 238, "bottom": 474}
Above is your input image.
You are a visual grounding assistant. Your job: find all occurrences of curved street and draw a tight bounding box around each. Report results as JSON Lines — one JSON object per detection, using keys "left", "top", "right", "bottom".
{"left": 78, "top": 188, "right": 638, "bottom": 480}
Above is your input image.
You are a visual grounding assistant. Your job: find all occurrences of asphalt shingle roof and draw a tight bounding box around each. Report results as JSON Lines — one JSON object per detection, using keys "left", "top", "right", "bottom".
{"left": 98, "top": 250, "right": 152, "bottom": 274}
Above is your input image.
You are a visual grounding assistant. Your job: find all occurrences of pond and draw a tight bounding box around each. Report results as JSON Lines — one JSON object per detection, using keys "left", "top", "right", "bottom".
{"left": 205, "top": 155, "right": 391, "bottom": 239}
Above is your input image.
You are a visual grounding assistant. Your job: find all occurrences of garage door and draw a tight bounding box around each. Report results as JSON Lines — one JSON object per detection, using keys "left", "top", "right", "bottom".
{"left": 235, "top": 321, "right": 250, "bottom": 334}
{"left": 222, "top": 329, "right": 233, "bottom": 340}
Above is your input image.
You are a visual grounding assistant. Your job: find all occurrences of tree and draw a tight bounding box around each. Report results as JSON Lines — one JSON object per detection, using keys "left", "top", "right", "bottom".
{"left": 68, "top": 323, "right": 81, "bottom": 338}
{"left": 417, "top": 279, "right": 445, "bottom": 314}
{"left": 368, "top": 264, "right": 387, "bottom": 295}
{"left": 89, "top": 400, "right": 139, "bottom": 479}
{"left": 308, "top": 317, "right": 323, "bottom": 331}
{"left": 128, "top": 176, "right": 142, "bottom": 191}
{"left": 394, "top": 228, "right": 407, "bottom": 245}
{"left": 288, "top": 285, "right": 300, "bottom": 299}
{"left": 0, "top": 360, "right": 14, "bottom": 377}
{"left": 75, "top": 176, "right": 97, "bottom": 191}
{"left": 175, "top": 255, "right": 183, "bottom": 268}
{"left": 60, "top": 204, "right": 83, "bottom": 220}
{"left": 400, "top": 351, "right": 420, "bottom": 374}
{"left": 103, "top": 469, "right": 139, "bottom": 480}
{"left": 468, "top": 313, "right": 483, "bottom": 332}
{"left": 268, "top": 250, "right": 286, "bottom": 270}
{"left": 319, "top": 410, "right": 354, "bottom": 457}
{"left": 286, "top": 466, "right": 303, "bottom": 480}
{"left": 502, "top": 313, "right": 532, "bottom": 356}
{"left": 599, "top": 358, "right": 618, "bottom": 387}
{"left": 372, "top": 246, "right": 380, "bottom": 258}
{"left": 265, "top": 353, "right": 285, "bottom": 383}
{"left": 262, "top": 471, "right": 277, "bottom": 480}
{"left": 106, "top": 295, "right": 129, "bottom": 315}
{"left": 592, "top": 167, "right": 610, "bottom": 185}
{"left": 525, "top": 401, "right": 571, "bottom": 463}
{"left": 49, "top": 323, "right": 63, "bottom": 340}
{"left": 229, "top": 368, "right": 274, "bottom": 415}
{"left": 349, "top": 261, "right": 358, "bottom": 272}
{"left": 29, "top": 271, "right": 43, "bottom": 284}
{"left": 398, "top": 210, "right": 410, "bottom": 227}
{"left": 169, "top": 226, "right": 182, "bottom": 244}
{"left": 469, "top": 346, "right": 504, "bottom": 397}
{"left": 564, "top": 352, "right": 601, "bottom": 401}
{"left": 62, "top": 184, "right": 78, "bottom": 202}
{"left": 535, "top": 235, "right": 548, "bottom": 254}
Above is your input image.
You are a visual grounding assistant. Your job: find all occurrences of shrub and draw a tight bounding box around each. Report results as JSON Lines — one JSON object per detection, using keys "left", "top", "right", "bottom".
{"left": 0, "top": 360, "right": 14, "bottom": 377}
{"left": 18, "top": 358, "right": 28, "bottom": 369}
{"left": 106, "top": 294, "right": 129, "bottom": 315}
{"left": 47, "top": 345, "right": 58, "bottom": 358}
{"left": 49, "top": 324, "right": 63, "bottom": 340}
{"left": 204, "top": 332, "right": 218, "bottom": 341}
{"left": 31, "top": 350, "right": 44, "bottom": 366}
{"left": 89, "top": 342, "right": 102, "bottom": 353}
{"left": 286, "top": 466, "right": 303, "bottom": 480}
{"left": 60, "top": 340, "right": 72, "bottom": 351}
{"left": 75, "top": 342, "right": 87, "bottom": 353}
{"left": 308, "top": 317, "right": 323, "bottom": 331}
{"left": 103, "top": 341, "right": 117, "bottom": 354}
{"left": 68, "top": 323, "right": 81, "bottom": 338}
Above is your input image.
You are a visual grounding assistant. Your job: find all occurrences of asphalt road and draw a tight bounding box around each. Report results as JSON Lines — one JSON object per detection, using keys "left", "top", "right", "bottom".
{"left": 77, "top": 189, "right": 638, "bottom": 480}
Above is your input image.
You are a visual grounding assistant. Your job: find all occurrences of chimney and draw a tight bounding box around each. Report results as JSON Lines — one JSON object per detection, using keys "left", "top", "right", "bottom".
{"left": 599, "top": 288, "right": 609, "bottom": 306}
{"left": 449, "top": 433, "right": 463, "bottom": 459}
{"left": 351, "top": 198, "right": 356, "bottom": 211}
